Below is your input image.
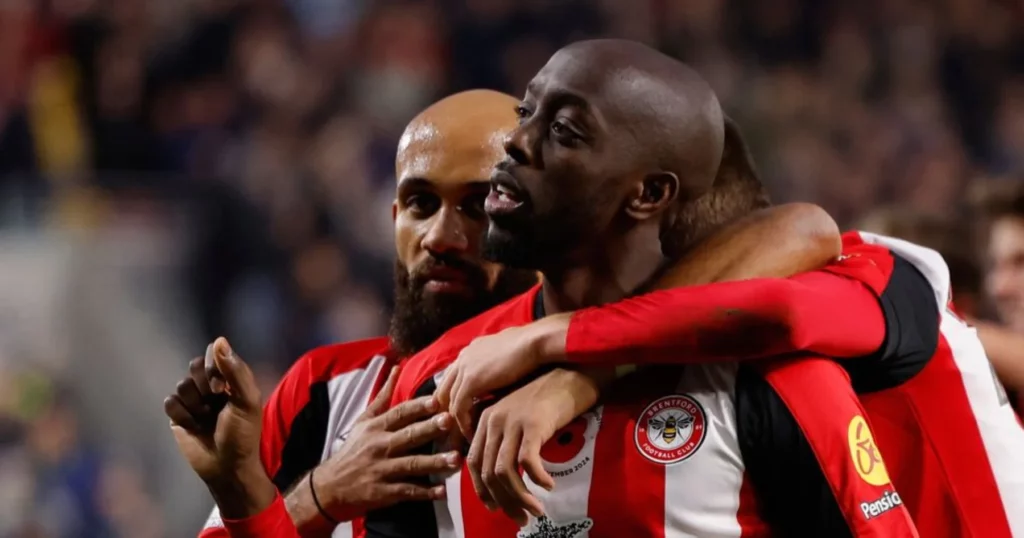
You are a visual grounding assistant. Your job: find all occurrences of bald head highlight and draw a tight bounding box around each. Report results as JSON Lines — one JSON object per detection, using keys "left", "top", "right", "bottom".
{"left": 549, "top": 39, "right": 725, "bottom": 198}
{"left": 396, "top": 89, "right": 519, "bottom": 182}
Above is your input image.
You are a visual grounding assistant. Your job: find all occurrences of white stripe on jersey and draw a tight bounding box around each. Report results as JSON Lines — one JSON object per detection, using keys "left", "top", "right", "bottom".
{"left": 434, "top": 363, "right": 750, "bottom": 538}
{"left": 524, "top": 406, "right": 603, "bottom": 536}
{"left": 664, "top": 363, "right": 746, "bottom": 538}
{"left": 433, "top": 371, "right": 466, "bottom": 538}
{"left": 860, "top": 232, "right": 1024, "bottom": 535}
{"left": 202, "top": 354, "right": 390, "bottom": 538}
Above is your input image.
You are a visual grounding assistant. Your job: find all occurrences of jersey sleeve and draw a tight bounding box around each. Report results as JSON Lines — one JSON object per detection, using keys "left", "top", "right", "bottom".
{"left": 219, "top": 493, "right": 302, "bottom": 538}
{"left": 565, "top": 269, "right": 888, "bottom": 365}
{"left": 199, "top": 352, "right": 330, "bottom": 537}
{"left": 735, "top": 359, "right": 918, "bottom": 537}
{"left": 564, "top": 247, "right": 939, "bottom": 392}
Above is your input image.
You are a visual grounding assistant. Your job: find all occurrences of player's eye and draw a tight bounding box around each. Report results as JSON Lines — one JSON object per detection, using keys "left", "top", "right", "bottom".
{"left": 514, "top": 105, "right": 532, "bottom": 124}
{"left": 551, "top": 119, "right": 581, "bottom": 146}
{"left": 405, "top": 193, "right": 440, "bottom": 217}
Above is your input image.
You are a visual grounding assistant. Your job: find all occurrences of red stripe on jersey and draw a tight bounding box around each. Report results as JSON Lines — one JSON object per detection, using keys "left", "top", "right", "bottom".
{"left": 864, "top": 335, "right": 1012, "bottom": 537}
{"left": 737, "top": 475, "right": 770, "bottom": 537}
{"left": 588, "top": 371, "right": 675, "bottom": 538}
{"left": 459, "top": 465, "right": 520, "bottom": 536}
{"left": 762, "top": 357, "right": 919, "bottom": 537}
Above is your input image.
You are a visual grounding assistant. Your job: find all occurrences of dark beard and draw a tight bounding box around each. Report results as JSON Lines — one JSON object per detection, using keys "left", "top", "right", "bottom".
{"left": 389, "top": 259, "right": 537, "bottom": 357}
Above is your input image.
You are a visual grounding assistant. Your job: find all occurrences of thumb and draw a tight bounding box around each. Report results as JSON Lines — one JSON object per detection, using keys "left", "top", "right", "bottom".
{"left": 212, "top": 337, "right": 261, "bottom": 412}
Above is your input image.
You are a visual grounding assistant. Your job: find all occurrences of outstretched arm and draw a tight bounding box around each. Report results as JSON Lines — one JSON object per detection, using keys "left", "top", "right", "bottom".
{"left": 436, "top": 203, "right": 844, "bottom": 431}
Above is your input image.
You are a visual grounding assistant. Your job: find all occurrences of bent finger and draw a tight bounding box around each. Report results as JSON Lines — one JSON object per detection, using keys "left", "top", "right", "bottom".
{"left": 163, "top": 394, "right": 202, "bottom": 432}
{"left": 519, "top": 429, "right": 555, "bottom": 491}
{"left": 499, "top": 427, "right": 544, "bottom": 519}
{"left": 466, "top": 416, "right": 495, "bottom": 510}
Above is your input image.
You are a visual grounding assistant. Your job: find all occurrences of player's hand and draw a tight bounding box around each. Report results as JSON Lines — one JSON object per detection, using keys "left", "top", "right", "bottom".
{"left": 437, "top": 313, "right": 572, "bottom": 438}
{"left": 164, "top": 337, "right": 275, "bottom": 518}
{"left": 466, "top": 367, "right": 608, "bottom": 526}
{"left": 310, "top": 366, "right": 460, "bottom": 522}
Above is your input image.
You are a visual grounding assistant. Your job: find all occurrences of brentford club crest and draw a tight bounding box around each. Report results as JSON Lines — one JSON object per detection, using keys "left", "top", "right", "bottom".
{"left": 634, "top": 394, "right": 707, "bottom": 464}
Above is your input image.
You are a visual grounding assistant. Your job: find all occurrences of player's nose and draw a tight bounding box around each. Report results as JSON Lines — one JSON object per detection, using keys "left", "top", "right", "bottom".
{"left": 504, "top": 123, "right": 537, "bottom": 167}
{"left": 421, "top": 207, "right": 470, "bottom": 255}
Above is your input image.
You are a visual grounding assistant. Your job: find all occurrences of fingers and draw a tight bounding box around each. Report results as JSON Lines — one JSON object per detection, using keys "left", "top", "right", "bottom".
{"left": 204, "top": 343, "right": 224, "bottom": 394}
{"left": 362, "top": 366, "right": 400, "bottom": 420}
{"left": 378, "top": 395, "right": 439, "bottom": 432}
{"left": 387, "top": 413, "right": 453, "bottom": 455}
{"left": 519, "top": 430, "right": 555, "bottom": 491}
{"left": 189, "top": 356, "right": 213, "bottom": 397}
{"left": 163, "top": 394, "right": 202, "bottom": 432}
{"left": 483, "top": 424, "right": 530, "bottom": 526}
{"left": 383, "top": 451, "right": 462, "bottom": 478}
{"left": 175, "top": 376, "right": 206, "bottom": 414}
{"left": 466, "top": 414, "right": 495, "bottom": 511}
{"left": 211, "top": 337, "right": 261, "bottom": 411}
{"left": 496, "top": 428, "right": 545, "bottom": 520}
{"left": 378, "top": 483, "right": 446, "bottom": 504}
{"left": 450, "top": 373, "right": 476, "bottom": 440}
{"left": 435, "top": 367, "right": 456, "bottom": 410}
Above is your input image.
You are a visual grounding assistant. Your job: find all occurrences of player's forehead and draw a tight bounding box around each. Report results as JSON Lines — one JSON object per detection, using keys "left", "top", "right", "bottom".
{"left": 528, "top": 49, "right": 637, "bottom": 125}
{"left": 396, "top": 121, "right": 506, "bottom": 190}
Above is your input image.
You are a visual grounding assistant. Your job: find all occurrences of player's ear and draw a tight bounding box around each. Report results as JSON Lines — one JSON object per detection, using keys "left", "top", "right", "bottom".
{"left": 392, "top": 200, "right": 398, "bottom": 222}
{"left": 626, "top": 172, "right": 679, "bottom": 221}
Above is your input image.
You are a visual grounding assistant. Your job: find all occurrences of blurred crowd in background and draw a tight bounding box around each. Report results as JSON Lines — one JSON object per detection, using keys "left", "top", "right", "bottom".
{"left": 1, "top": 0, "right": 1023, "bottom": 536}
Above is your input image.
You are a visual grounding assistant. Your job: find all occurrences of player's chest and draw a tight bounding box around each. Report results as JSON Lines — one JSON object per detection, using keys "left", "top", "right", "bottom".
{"left": 461, "top": 365, "right": 759, "bottom": 538}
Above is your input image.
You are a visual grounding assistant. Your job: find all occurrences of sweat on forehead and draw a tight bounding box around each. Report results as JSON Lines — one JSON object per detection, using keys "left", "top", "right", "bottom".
{"left": 395, "top": 90, "right": 518, "bottom": 180}
{"left": 539, "top": 39, "right": 726, "bottom": 195}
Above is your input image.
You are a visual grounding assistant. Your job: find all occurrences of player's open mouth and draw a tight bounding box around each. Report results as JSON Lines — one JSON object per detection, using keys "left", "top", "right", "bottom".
{"left": 486, "top": 170, "right": 526, "bottom": 216}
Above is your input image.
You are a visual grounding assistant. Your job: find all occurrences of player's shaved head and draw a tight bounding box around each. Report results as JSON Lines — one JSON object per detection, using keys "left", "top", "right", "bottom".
{"left": 484, "top": 39, "right": 742, "bottom": 274}
{"left": 396, "top": 89, "right": 519, "bottom": 185}
{"left": 550, "top": 39, "right": 726, "bottom": 198}
{"left": 390, "top": 89, "right": 537, "bottom": 356}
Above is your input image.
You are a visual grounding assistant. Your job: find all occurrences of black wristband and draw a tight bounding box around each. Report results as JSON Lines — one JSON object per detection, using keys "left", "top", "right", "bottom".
{"left": 310, "top": 466, "right": 340, "bottom": 525}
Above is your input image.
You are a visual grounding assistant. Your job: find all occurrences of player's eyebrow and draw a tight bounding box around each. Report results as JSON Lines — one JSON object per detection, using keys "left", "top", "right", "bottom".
{"left": 396, "top": 177, "right": 434, "bottom": 193}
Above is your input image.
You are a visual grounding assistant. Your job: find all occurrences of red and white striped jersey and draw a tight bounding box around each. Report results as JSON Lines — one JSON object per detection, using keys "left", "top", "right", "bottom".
{"left": 853, "top": 232, "right": 1024, "bottom": 536}
{"left": 549, "top": 229, "right": 1024, "bottom": 537}
{"left": 199, "top": 337, "right": 396, "bottom": 538}
{"left": 370, "top": 289, "right": 916, "bottom": 537}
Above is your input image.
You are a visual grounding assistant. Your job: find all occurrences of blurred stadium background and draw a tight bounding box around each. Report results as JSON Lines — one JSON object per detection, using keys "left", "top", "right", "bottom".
{"left": 1, "top": 0, "right": 1023, "bottom": 536}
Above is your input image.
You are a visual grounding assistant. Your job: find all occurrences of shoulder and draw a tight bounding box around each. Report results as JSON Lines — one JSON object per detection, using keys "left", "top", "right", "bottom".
{"left": 268, "top": 336, "right": 394, "bottom": 406}
{"left": 821, "top": 231, "right": 898, "bottom": 295}
{"left": 294, "top": 337, "right": 394, "bottom": 381}
{"left": 394, "top": 288, "right": 540, "bottom": 402}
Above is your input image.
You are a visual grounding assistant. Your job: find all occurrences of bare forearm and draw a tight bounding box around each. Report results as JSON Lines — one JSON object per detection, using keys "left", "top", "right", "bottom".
{"left": 283, "top": 473, "right": 337, "bottom": 537}
{"left": 654, "top": 203, "right": 840, "bottom": 289}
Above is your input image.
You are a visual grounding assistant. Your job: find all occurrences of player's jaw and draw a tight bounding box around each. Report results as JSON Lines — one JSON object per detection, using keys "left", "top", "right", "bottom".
{"left": 482, "top": 158, "right": 610, "bottom": 272}
{"left": 389, "top": 256, "right": 537, "bottom": 357}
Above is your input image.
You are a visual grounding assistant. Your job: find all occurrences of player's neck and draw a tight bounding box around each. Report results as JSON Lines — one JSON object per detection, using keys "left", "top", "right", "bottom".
{"left": 539, "top": 232, "right": 665, "bottom": 314}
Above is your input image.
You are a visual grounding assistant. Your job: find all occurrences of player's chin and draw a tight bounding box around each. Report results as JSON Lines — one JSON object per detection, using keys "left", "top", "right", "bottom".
{"left": 482, "top": 224, "right": 540, "bottom": 269}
